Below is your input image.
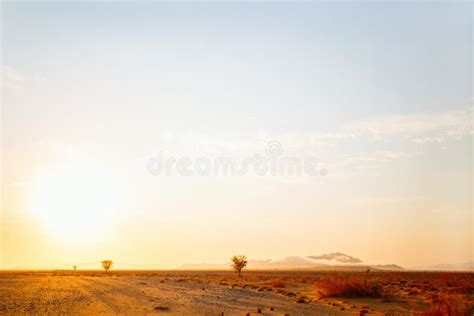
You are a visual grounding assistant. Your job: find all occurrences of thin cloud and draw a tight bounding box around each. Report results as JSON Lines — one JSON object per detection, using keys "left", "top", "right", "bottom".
{"left": 345, "top": 107, "right": 473, "bottom": 142}
{"left": 1, "top": 65, "right": 25, "bottom": 92}
{"left": 411, "top": 136, "right": 444, "bottom": 144}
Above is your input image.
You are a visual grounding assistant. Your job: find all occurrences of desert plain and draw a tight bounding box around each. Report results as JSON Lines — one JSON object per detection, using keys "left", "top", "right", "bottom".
{"left": 0, "top": 270, "right": 473, "bottom": 315}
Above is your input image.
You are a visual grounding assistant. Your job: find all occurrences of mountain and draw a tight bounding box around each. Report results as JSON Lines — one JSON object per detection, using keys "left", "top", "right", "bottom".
{"left": 414, "top": 261, "right": 474, "bottom": 271}
{"left": 179, "top": 252, "right": 404, "bottom": 271}
{"left": 250, "top": 256, "right": 326, "bottom": 269}
{"left": 370, "top": 264, "right": 404, "bottom": 271}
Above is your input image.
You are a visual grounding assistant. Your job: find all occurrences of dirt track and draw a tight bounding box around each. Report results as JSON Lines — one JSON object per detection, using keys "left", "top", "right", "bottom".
{"left": 0, "top": 271, "right": 344, "bottom": 315}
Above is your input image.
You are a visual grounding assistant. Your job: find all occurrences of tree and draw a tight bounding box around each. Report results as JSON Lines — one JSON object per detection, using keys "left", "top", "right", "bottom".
{"left": 231, "top": 255, "right": 248, "bottom": 277}
{"left": 101, "top": 260, "right": 113, "bottom": 273}
{"left": 72, "top": 265, "right": 77, "bottom": 271}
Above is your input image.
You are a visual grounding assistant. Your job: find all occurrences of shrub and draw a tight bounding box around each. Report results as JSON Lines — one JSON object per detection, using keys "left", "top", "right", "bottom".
{"left": 270, "top": 278, "right": 286, "bottom": 288}
{"left": 422, "top": 299, "right": 474, "bottom": 316}
{"left": 101, "top": 260, "right": 113, "bottom": 273}
{"left": 316, "top": 276, "right": 382, "bottom": 298}
{"left": 230, "top": 255, "right": 248, "bottom": 277}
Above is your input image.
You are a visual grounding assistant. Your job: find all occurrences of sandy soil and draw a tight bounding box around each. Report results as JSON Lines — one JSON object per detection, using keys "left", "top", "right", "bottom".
{"left": 1, "top": 270, "right": 472, "bottom": 315}
{"left": 0, "top": 271, "right": 344, "bottom": 315}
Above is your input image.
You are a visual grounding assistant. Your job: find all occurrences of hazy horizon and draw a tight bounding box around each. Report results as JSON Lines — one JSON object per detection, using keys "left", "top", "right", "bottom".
{"left": 1, "top": 2, "right": 472, "bottom": 270}
{"left": 6, "top": 254, "right": 474, "bottom": 271}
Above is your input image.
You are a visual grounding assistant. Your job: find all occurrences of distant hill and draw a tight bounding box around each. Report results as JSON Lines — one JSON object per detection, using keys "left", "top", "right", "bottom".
{"left": 370, "top": 264, "right": 404, "bottom": 271}
{"left": 179, "top": 252, "right": 404, "bottom": 271}
{"left": 414, "top": 261, "right": 474, "bottom": 271}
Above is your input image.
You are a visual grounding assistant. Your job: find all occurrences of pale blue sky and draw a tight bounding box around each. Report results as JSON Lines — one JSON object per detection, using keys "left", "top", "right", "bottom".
{"left": 2, "top": 2, "right": 471, "bottom": 128}
{"left": 1, "top": 2, "right": 472, "bottom": 268}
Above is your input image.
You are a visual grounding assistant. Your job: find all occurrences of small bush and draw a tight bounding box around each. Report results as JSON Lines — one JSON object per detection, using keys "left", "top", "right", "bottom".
{"left": 270, "top": 278, "right": 286, "bottom": 288}
{"left": 422, "top": 299, "right": 474, "bottom": 316}
{"left": 316, "top": 276, "right": 382, "bottom": 298}
{"left": 154, "top": 306, "right": 170, "bottom": 311}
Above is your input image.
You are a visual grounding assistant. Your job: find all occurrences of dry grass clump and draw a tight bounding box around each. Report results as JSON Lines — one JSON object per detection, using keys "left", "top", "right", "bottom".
{"left": 316, "top": 276, "right": 382, "bottom": 298}
{"left": 296, "top": 296, "right": 308, "bottom": 303}
{"left": 154, "top": 306, "right": 170, "bottom": 311}
{"left": 422, "top": 298, "right": 474, "bottom": 316}
{"left": 270, "top": 278, "right": 286, "bottom": 288}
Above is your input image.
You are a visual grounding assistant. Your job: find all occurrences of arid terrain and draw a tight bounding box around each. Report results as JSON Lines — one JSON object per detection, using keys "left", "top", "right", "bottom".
{"left": 0, "top": 270, "right": 473, "bottom": 315}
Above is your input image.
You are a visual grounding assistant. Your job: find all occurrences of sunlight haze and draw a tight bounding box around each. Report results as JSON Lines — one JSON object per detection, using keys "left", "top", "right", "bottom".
{"left": 1, "top": 2, "right": 472, "bottom": 270}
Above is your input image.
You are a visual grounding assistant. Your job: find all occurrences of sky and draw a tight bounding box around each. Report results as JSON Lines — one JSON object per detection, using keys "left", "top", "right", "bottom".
{"left": 1, "top": 2, "right": 472, "bottom": 269}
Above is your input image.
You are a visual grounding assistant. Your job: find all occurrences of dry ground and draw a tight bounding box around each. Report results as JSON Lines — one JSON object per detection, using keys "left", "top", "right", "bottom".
{"left": 0, "top": 270, "right": 472, "bottom": 315}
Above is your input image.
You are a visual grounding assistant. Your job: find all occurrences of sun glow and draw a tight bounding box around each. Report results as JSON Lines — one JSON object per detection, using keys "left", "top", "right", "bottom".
{"left": 30, "top": 164, "right": 117, "bottom": 243}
